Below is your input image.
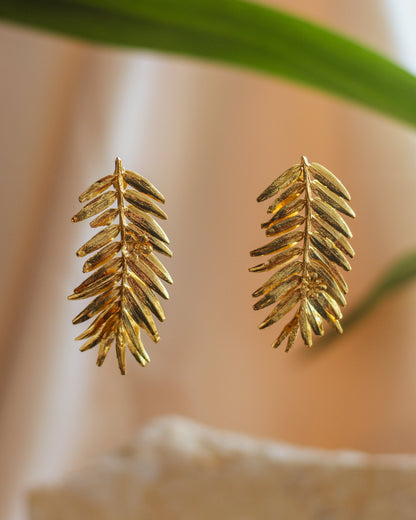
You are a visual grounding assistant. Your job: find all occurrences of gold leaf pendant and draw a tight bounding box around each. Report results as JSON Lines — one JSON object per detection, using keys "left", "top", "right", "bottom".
{"left": 250, "top": 156, "right": 355, "bottom": 351}
{"left": 69, "top": 158, "right": 172, "bottom": 374}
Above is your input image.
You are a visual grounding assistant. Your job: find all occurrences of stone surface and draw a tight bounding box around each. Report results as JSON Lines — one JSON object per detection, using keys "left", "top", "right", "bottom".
{"left": 30, "top": 416, "right": 416, "bottom": 519}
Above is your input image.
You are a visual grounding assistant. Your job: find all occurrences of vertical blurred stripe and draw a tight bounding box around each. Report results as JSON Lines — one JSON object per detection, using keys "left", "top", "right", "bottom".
{"left": 383, "top": 0, "right": 416, "bottom": 74}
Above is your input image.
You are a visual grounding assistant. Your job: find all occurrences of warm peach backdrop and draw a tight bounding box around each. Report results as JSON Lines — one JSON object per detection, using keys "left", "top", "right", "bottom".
{"left": 1, "top": 1, "right": 416, "bottom": 518}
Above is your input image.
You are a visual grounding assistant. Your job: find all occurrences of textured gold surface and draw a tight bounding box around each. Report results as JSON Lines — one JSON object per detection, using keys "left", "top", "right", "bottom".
{"left": 250, "top": 156, "right": 355, "bottom": 351}
{"left": 69, "top": 158, "right": 172, "bottom": 374}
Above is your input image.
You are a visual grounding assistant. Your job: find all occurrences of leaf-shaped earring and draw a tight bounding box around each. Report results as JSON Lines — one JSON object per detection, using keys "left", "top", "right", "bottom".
{"left": 249, "top": 156, "right": 355, "bottom": 351}
{"left": 69, "top": 157, "right": 173, "bottom": 374}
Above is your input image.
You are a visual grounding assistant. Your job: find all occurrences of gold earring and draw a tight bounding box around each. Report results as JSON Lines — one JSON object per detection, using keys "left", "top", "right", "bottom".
{"left": 249, "top": 156, "right": 355, "bottom": 351}
{"left": 69, "top": 157, "right": 172, "bottom": 374}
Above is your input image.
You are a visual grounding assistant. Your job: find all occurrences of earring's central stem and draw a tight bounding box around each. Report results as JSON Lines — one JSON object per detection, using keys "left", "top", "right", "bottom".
{"left": 115, "top": 157, "right": 128, "bottom": 314}
{"left": 301, "top": 155, "right": 312, "bottom": 287}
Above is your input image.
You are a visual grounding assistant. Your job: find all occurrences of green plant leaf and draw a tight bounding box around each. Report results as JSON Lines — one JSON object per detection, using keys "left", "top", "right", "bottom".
{"left": 311, "top": 249, "right": 416, "bottom": 352}
{"left": 2, "top": 0, "right": 416, "bottom": 128}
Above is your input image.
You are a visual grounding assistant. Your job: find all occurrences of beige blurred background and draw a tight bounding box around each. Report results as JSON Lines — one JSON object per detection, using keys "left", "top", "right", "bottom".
{"left": 1, "top": 0, "right": 416, "bottom": 518}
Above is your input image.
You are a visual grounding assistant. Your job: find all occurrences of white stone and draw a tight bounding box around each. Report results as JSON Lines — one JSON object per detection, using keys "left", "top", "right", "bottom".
{"left": 30, "top": 416, "right": 416, "bottom": 519}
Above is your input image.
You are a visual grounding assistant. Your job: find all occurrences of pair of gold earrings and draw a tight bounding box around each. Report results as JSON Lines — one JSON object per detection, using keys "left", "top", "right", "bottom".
{"left": 69, "top": 156, "right": 355, "bottom": 374}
